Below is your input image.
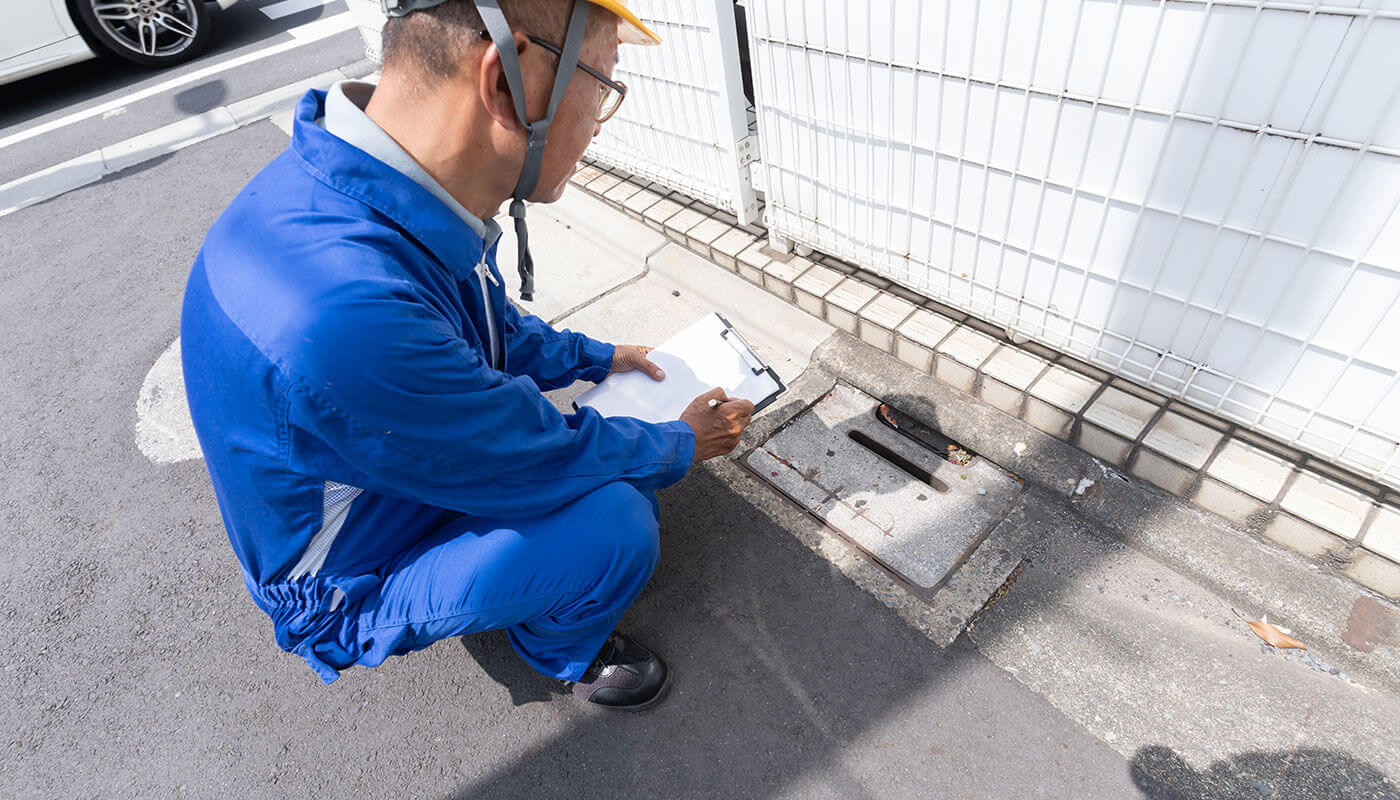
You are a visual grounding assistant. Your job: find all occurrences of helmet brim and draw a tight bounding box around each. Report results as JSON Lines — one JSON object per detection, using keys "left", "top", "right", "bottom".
{"left": 589, "top": 0, "right": 662, "bottom": 45}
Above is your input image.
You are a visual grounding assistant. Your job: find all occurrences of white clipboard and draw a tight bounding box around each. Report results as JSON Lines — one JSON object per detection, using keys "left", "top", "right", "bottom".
{"left": 574, "top": 312, "right": 787, "bottom": 424}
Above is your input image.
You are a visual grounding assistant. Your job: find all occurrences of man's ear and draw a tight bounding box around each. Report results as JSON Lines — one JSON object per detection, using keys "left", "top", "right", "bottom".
{"left": 477, "top": 31, "right": 533, "bottom": 133}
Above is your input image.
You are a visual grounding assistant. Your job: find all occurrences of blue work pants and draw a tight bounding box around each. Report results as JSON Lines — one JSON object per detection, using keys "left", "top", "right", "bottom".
{"left": 348, "top": 481, "right": 661, "bottom": 681}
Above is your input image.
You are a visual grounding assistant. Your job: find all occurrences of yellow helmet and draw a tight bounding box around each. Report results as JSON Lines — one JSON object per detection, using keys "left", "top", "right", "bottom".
{"left": 587, "top": 0, "right": 660, "bottom": 45}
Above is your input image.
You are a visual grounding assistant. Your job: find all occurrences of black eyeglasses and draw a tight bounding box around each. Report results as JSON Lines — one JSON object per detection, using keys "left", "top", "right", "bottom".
{"left": 528, "top": 36, "right": 628, "bottom": 123}
{"left": 479, "top": 30, "right": 628, "bottom": 123}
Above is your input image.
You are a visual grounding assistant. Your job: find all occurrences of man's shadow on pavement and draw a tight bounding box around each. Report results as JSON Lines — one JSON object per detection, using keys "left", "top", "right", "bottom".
{"left": 458, "top": 631, "right": 569, "bottom": 707}
{"left": 441, "top": 465, "right": 1107, "bottom": 800}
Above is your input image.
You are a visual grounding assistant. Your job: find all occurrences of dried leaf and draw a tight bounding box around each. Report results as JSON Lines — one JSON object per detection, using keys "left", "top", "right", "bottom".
{"left": 1234, "top": 609, "right": 1307, "bottom": 650}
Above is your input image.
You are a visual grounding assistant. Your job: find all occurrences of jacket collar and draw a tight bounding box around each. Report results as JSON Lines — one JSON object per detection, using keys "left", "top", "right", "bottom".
{"left": 290, "top": 89, "right": 492, "bottom": 282}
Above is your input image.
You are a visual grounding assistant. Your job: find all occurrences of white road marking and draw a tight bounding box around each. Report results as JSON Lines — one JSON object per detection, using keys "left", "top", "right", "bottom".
{"left": 286, "top": 11, "right": 357, "bottom": 41}
{"left": 0, "top": 67, "right": 351, "bottom": 217}
{"left": 0, "top": 12, "right": 355, "bottom": 153}
{"left": 136, "top": 339, "right": 203, "bottom": 464}
{"left": 260, "top": 0, "right": 338, "bottom": 20}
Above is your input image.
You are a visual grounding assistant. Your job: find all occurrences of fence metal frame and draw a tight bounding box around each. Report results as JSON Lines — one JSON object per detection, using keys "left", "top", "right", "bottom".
{"left": 584, "top": 0, "right": 760, "bottom": 223}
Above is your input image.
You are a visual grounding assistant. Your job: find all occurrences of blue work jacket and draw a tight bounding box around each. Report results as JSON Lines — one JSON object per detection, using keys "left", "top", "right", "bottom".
{"left": 181, "top": 90, "right": 695, "bottom": 672}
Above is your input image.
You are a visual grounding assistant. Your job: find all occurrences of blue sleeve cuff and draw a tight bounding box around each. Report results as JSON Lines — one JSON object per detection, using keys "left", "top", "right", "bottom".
{"left": 578, "top": 338, "right": 616, "bottom": 384}
{"left": 656, "top": 419, "right": 695, "bottom": 487}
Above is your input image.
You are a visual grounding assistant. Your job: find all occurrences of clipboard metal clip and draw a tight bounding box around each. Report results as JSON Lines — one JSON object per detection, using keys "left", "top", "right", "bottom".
{"left": 720, "top": 323, "right": 766, "bottom": 376}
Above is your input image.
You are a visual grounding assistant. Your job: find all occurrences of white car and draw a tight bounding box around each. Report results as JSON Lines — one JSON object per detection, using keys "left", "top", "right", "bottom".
{"left": 2, "top": 0, "right": 237, "bottom": 86}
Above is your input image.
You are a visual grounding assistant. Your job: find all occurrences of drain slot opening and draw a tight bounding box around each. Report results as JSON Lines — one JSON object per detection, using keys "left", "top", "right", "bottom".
{"left": 876, "top": 403, "right": 975, "bottom": 465}
{"left": 848, "top": 430, "right": 949, "bottom": 493}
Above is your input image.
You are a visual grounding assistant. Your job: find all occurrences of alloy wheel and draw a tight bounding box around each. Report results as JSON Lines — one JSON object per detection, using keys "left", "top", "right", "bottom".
{"left": 88, "top": 0, "right": 201, "bottom": 58}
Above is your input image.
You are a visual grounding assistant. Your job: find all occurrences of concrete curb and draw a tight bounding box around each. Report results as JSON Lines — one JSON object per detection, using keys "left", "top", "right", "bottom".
{"left": 570, "top": 158, "right": 1400, "bottom": 695}
{"left": 0, "top": 64, "right": 375, "bottom": 218}
{"left": 571, "top": 158, "right": 1400, "bottom": 601}
{"left": 816, "top": 332, "right": 1400, "bottom": 696}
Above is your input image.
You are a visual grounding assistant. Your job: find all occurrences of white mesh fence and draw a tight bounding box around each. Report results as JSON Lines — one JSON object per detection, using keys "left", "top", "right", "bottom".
{"left": 747, "top": 0, "right": 1400, "bottom": 489}
{"left": 585, "top": 0, "right": 759, "bottom": 222}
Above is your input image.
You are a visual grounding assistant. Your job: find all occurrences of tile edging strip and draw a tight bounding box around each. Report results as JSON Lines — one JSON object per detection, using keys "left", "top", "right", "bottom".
{"left": 570, "top": 160, "right": 1400, "bottom": 595}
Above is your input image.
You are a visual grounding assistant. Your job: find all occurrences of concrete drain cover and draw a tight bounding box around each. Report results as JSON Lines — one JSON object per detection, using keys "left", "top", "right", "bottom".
{"left": 745, "top": 384, "right": 1023, "bottom": 596}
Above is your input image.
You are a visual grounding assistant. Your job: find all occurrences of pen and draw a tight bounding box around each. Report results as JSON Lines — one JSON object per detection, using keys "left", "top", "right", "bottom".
{"left": 708, "top": 398, "right": 721, "bottom": 409}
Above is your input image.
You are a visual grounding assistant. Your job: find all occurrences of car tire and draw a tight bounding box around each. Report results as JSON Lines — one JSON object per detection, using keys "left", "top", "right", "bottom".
{"left": 71, "top": 0, "right": 212, "bottom": 68}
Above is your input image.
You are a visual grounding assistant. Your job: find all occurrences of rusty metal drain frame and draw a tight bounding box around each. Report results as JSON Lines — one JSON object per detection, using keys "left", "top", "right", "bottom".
{"left": 738, "top": 383, "right": 1027, "bottom": 603}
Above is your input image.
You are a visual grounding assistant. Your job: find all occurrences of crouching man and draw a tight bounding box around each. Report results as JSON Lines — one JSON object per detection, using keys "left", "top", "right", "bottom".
{"left": 180, "top": 0, "right": 753, "bottom": 710}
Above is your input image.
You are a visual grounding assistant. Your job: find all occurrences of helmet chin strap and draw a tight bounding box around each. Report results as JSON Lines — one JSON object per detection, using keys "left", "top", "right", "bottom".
{"left": 473, "top": 0, "right": 590, "bottom": 301}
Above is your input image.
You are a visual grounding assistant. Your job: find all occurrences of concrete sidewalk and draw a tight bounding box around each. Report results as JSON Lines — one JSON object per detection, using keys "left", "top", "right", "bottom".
{"left": 523, "top": 175, "right": 1400, "bottom": 799}
{"left": 1, "top": 119, "right": 1397, "bottom": 799}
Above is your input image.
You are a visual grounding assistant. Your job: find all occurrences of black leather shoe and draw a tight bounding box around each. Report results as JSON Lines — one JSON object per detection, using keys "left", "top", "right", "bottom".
{"left": 568, "top": 632, "right": 669, "bottom": 711}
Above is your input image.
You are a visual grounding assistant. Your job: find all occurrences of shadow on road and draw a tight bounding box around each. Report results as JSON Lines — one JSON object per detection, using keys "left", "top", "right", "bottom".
{"left": 447, "top": 467, "right": 939, "bottom": 800}
{"left": 459, "top": 631, "right": 568, "bottom": 707}
{"left": 446, "top": 465, "right": 1131, "bottom": 799}
{"left": 1131, "top": 744, "right": 1400, "bottom": 800}
{"left": 174, "top": 79, "right": 230, "bottom": 115}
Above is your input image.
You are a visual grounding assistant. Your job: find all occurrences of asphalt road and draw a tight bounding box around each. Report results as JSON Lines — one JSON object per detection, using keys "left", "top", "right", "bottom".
{"left": 0, "top": 122, "right": 1149, "bottom": 797}
{"left": 0, "top": 40, "right": 1161, "bottom": 794}
{"left": 15, "top": 18, "right": 1388, "bottom": 797}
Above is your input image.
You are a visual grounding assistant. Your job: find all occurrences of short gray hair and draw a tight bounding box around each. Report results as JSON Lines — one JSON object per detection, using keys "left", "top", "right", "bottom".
{"left": 382, "top": 0, "right": 612, "bottom": 84}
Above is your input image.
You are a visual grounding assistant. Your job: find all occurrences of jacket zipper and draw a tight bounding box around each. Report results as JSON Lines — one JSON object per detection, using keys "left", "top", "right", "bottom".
{"left": 476, "top": 233, "right": 502, "bottom": 370}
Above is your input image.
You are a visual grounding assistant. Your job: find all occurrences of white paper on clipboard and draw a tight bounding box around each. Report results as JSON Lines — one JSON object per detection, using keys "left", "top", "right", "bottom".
{"left": 574, "top": 312, "right": 785, "bottom": 424}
